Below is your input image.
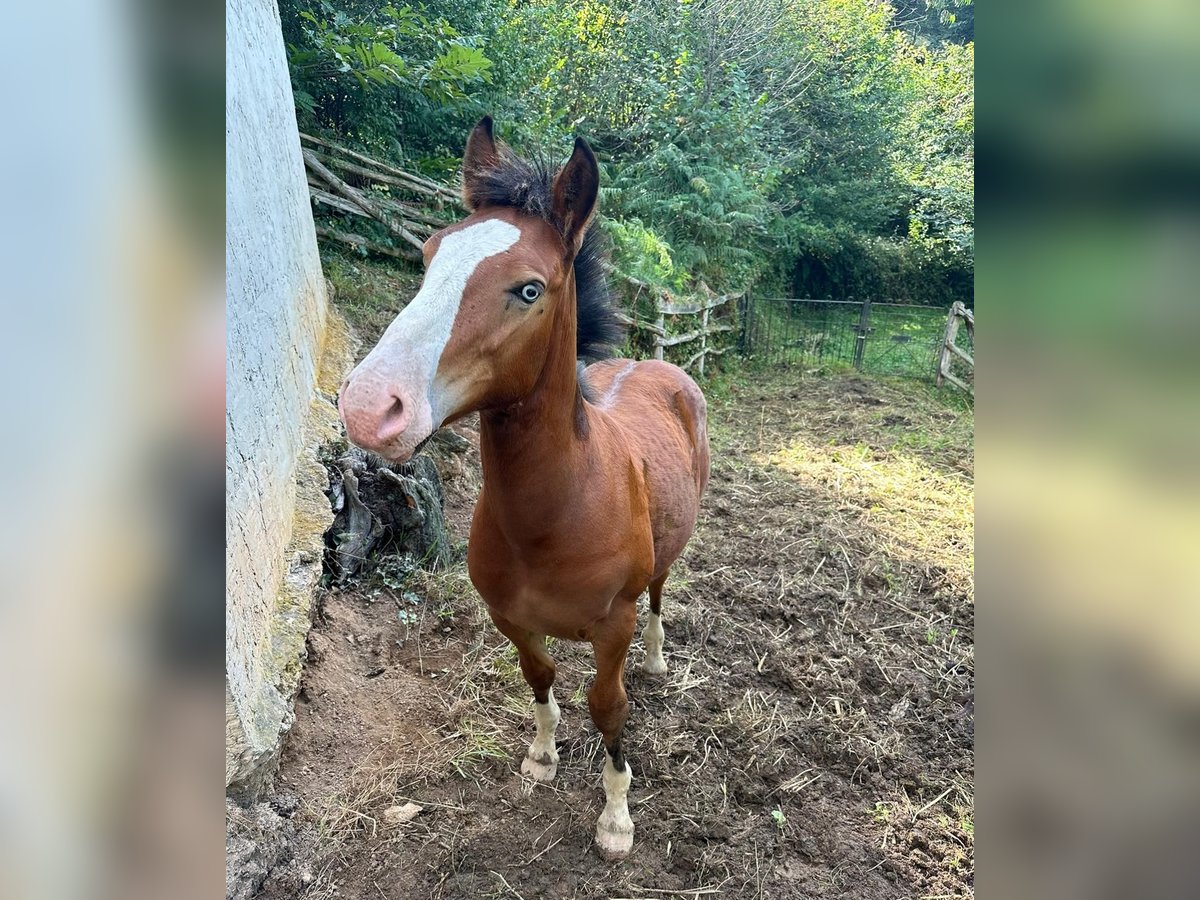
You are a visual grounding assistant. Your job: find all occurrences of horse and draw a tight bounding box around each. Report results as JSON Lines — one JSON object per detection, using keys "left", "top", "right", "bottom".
{"left": 338, "top": 117, "right": 710, "bottom": 860}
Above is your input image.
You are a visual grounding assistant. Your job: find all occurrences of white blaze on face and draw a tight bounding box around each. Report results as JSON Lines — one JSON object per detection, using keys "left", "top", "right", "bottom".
{"left": 383, "top": 218, "right": 519, "bottom": 421}
{"left": 340, "top": 218, "right": 521, "bottom": 458}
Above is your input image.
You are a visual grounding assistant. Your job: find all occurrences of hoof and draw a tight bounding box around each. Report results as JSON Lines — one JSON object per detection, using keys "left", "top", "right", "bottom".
{"left": 520, "top": 753, "right": 557, "bottom": 783}
{"left": 641, "top": 654, "right": 668, "bottom": 676}
{"left": 594, "top": 820, "right": 634, "bottom": 861}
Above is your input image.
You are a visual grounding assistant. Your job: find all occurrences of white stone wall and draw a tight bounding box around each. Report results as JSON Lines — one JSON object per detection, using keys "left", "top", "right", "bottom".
{"left": 226, "top": 0, "right": 329, "bottom": 796}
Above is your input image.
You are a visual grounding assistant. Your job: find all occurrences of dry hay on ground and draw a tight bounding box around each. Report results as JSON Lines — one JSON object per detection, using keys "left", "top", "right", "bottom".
{"left": 255, "top": 369, "right": 974, "bottom": 900}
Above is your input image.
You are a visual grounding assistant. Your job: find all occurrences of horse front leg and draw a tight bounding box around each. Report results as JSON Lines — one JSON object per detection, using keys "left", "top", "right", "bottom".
{"left": 489, "top": 612, "right": 560, "bottom": 783}
{"left": 587, "top": 597, "right": 638, "bottom": 860}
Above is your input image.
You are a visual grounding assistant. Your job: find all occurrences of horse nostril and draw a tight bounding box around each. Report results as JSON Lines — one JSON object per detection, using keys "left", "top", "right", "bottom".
{"left": 385, "top": 394, "right": 404, "bottom": 421}
{"left": 376, "top": 393, "right": 409, "bottom": 443}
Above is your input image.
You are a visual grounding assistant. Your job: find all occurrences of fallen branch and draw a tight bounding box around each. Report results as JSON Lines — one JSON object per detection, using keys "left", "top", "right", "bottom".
{"left": 304, "top": 150, "right": 425, "bottom": 252}
{"left": 315, "top": 225, "right": 419, "bottom": 261}
{"left": 300, "top": 132, "right": 461, "bottom": 204}
{"left": 309, "top": 149, "right": 448, "bottom": 202}
{"left": 683, "top": 345, "right": 728, "bottom": 370}
{"left": 309, "top": 185, "right": 370, "bottom": 218}
{"left": 613, "top": 311, "right": 666, "bottom": 337}
{"left": 658, "top": 322, "right": 736, "bottom": 348}
{"left": 371, "top": 196, "right": 453, "bottom": 231}
{"left": 309, "top": 181, "right": 443, "bottom": 238}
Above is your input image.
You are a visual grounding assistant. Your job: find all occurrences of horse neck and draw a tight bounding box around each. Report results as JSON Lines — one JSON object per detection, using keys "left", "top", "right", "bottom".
{"left": 478, "top": 275, "right": 593, "bottom": 536}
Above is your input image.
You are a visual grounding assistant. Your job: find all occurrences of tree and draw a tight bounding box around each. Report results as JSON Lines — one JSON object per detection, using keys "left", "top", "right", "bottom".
{"left": 279, "top": 0, "right": 974, "bottom": 305}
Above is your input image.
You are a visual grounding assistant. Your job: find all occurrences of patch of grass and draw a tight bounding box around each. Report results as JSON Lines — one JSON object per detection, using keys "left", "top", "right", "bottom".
{"left": 878, "top": 380, "right": 974, "bottom": 471}
{"left": 309, "top": 748, "right": 448, "bottom": 846}
{"left": 406, "top": 561, "right": 478, "bottom": 612}
{"left": 697, "top": 367, "right": 739, "bottom": 404}
{"left": 761, "top": 434, "right": 973, "bottom": 599}
{"left": 448, "top": 719, "right": 509, "bottom": 777}
{"left": 323, "top": 246, "right": 423, "bottom": 344}
{"left": 959, "top": 812, "right": 974, "bottom": 838}
{"left": 707, "top": 367, "right": 972, "bottom": 482}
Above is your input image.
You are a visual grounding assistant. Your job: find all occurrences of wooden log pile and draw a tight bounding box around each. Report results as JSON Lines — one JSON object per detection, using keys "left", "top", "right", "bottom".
{"left": 301, "top": 132, "right": 463, "bottom": 260}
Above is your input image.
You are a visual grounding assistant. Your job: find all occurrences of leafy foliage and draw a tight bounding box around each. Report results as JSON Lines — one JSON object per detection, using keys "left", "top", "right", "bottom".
{"left": 281, "top": 0, "right": 493, "bottom": 161}
{"left": 280, "top": 0, "right": 973, "bottom": 307}
{"left": 891, "top": 0, "right": 974, "bottom": 46}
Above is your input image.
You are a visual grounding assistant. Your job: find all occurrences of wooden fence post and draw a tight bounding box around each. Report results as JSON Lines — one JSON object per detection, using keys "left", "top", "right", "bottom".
{"left": 654, "top": 291, "right": 665, "bottom": 361}
{"left": 698, "top": 303, "right": 710, "bottom": 377}
{"left": 937, "top": 303, "right": 959, "bottom": 388}
{"left": 936, "top": 301, "right": 973, "bottom": 393}
{"left": 853, "top": 298, "right": 872, "bottom": 370}
{"left": 739, "top": 290, "right": 750, "bottom": 356}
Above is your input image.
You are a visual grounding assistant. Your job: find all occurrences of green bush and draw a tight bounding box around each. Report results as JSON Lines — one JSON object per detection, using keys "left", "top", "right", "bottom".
{"left": 281, "top": 0, "right": 974, "bottom": 310}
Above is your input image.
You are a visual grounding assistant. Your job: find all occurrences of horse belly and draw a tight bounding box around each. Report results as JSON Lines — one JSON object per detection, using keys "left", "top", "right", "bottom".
{"left": 649, "top": 477, "right": 702, "bottom": 578}
{"left": 638, "top": 428, "right": 706, "bottom": 575}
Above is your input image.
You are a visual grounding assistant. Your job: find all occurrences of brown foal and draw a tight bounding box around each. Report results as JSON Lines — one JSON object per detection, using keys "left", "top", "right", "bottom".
{"left": 338, "top": 117, "right": 709, "bottom": 860}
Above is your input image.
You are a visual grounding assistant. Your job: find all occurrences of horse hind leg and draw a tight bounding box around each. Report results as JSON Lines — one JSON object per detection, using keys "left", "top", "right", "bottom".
{"left": 489, "top": 613, "right": 559, "bottom": 783}
{"left": 641, "top": 572, "right": 669, "bottom": 675}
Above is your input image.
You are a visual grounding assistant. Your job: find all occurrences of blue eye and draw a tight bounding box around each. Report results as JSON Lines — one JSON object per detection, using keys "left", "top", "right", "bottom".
{"left": 519, "top": 283, "right": 543, "bottom": 303}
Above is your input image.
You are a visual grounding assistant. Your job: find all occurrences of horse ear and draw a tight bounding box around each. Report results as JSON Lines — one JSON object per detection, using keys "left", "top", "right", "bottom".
{"left": 462, "top": 116, "right": 499, "bottom": 209}
{"left": 551, "top": 137, "right": 600, "bottom": 250}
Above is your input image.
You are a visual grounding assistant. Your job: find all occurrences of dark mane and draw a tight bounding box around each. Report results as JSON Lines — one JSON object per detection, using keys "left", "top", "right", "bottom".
{"left": 574, "top": 225, "right": 624, "bottom": 362}
{"left": 465, "top": 147, "right": 625, "bottom": 362}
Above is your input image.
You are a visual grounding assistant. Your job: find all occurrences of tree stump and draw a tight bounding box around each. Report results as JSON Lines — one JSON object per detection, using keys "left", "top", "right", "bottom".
{"left": 324, "top": 443, "right": 456, "bottom": 582}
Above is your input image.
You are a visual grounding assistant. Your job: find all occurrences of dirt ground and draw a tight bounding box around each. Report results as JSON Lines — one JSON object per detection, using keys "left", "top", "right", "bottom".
{"left": 258, "top": 367, "right": 974, "bottom": 900}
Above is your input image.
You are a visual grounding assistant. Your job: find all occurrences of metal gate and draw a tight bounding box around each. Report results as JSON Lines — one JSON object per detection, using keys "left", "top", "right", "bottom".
{"left": 739, "top": 298, "right": 970, "bottom": 381}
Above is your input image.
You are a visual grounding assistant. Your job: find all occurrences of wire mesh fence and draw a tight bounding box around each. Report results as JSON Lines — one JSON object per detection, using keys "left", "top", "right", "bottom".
{"left": 737, "top": 297, "right": 972, "bottom": 381}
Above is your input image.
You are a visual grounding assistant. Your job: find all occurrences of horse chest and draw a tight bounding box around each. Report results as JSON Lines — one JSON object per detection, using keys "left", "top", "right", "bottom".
{"left": 469, "top": 538, "right": 641, "bottom": 639}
